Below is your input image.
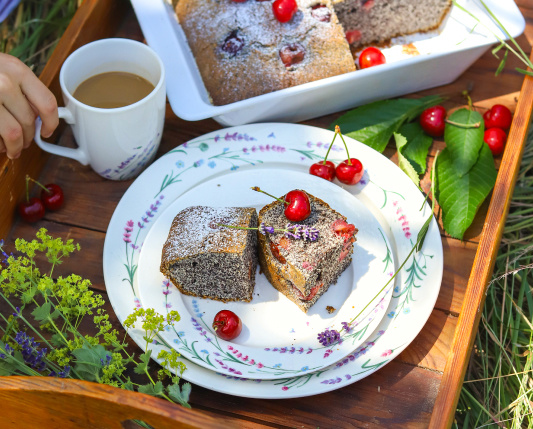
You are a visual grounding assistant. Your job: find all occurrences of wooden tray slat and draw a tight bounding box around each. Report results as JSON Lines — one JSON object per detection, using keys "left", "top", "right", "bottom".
{"left": 428, "top": 54, "right": 533, "bottom": 429}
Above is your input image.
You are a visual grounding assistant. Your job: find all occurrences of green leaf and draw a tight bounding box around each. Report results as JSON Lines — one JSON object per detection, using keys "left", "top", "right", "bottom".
{"left": 50, "top": 333, "right": 65, "bottom": 347}
{"left": 199, "top": 143, "right": 209, "bottom": 152}
{"left": 134, "top": 351, "right": 152, "bottom": 375}
{"left": 72, "top": 344, "right": 109, "bottom": 382}
{"left": 443, "top": 108, "right": 485, "bottom": 176}
{"left": 122, "top": 379, "right": 135, "bottom": 391}
{"left": 495, "top": 49, "right": 509, "bottom": 76}
{"left": 138, "top": 381, "right": 164, "bottom": 397}
{"left": 167, "top": 382, "right": 192, "bottom": 408}
{"left": 394, "top": 133, "right": 420, "bottom": 187}
{"left": 436, "top": 145, "right": 497, "bottom": 239}
{"left": 416, "top": 215, "right": 433, "bottom": 252}
{"left": 31, "top": 301, "right": 52, "bottom": 322}
{"left": 331, "top": 95, "right": 444, "bottom": 153}
{"left": 21, "top": 286, "right": 37, "bottom": 304}
{"left": 398, "top": 122, "right": 433, "bottom": 174}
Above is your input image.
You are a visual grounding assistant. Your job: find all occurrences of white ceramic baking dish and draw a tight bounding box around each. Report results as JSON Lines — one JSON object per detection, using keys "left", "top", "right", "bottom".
{"left": 130, "top": 0, "right": 525, "bottom": 126}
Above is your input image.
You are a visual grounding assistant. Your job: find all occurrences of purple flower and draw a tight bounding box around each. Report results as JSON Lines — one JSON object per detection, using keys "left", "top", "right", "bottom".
{"left": 284, "top": 224, "right": 319, "bottom": 241}
{"left": 259, "top": 223, "right": 275, "bottom": 235}
{"left": 317, "top": 329, "right": 341, "bottom": 347}
{"left": 14, "top": 332, "right": 47, "bottom": 371}
{"left": 341, "top": 322, "right": 352, "bottom": 333}
{"left": 0, "top": 0, "right": 21, "bottom": 23}
{"left": 0, "top": 239, "right": 12, "bottom": 266}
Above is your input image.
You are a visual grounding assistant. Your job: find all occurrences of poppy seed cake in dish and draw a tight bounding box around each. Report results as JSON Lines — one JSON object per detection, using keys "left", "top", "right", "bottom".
{"left": 175, "top": 0, "right": 451, "bottom": 105}
{"left": 160, "top": 206, "right": 258, "bottom": 302}
{"left": 257, "top": 192, "right": 357, "bottom": 312}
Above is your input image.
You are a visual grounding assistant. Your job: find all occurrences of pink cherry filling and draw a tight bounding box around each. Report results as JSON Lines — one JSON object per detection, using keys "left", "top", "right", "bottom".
{"left": 292, "top": 282, "right": 325, "bottom": 301}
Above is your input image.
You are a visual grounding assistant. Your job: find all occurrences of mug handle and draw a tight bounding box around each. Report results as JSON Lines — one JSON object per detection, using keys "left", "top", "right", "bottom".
{"left": 34, "top": 107, "right": 90, "bottom": 165}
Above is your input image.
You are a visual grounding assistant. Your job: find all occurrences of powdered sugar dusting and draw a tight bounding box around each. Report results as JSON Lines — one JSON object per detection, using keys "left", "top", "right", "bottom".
{"left": 176, "top": 0, "right": 355, "bottom": 104}
{"left": 162, "top": 206, "right": 256, "bottom": 262}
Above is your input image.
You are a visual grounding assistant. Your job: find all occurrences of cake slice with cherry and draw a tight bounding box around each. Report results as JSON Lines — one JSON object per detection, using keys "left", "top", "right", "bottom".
{"left": 256, "top": 189, "right": 357, "bottom": 312}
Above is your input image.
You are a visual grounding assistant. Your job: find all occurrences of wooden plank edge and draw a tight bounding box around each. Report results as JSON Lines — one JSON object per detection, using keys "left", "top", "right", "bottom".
{"left": 0, "top": 0, "right": 129, "bottom": 240}
{"left": 0, "top": 376, "right": 231, "bottom": 429}
{"left": 428, "top": 57, "right": 533, "bottom": 428}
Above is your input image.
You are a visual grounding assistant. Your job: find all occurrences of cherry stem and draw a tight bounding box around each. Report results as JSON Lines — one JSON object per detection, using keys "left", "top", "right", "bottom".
{"left": 251, "top": 186, "right": 288, "bottom": 205}
{"left": 462, "top": 89, "right": 474, "bottom": 110}
{"left": 26, "top": 175, "right": 51, "bottom": 194}
{"left": 321, "top": 131, "right": 338, "bottom": 164}
{"left": 218, "top": 223, "right": 286, "bottom": 233}
{"left": 444, "top": 119, "right": 481, "bottom": 129}
{"left": 335, "top": 125, "right": 352, "bottom": 165}
{"left": 25, "top": 175, "right": 30, "bottom": 203}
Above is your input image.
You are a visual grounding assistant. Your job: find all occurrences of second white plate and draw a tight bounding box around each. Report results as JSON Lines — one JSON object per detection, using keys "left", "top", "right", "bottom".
{"left": 137, "top": 168, "right": 394, "bottom": 379}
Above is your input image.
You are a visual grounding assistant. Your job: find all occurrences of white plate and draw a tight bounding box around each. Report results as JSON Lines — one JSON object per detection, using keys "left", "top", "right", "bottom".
{"left": 137, "top": 169, "right": 394, "bottom": 379}
{"left": 129, "top": 0, "right": 524, "bottom": 126}
{"left": 103, "top": 123, "right": 443, "bottom": 398}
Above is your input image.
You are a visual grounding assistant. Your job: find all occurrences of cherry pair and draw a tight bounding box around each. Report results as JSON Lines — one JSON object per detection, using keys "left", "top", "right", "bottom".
{"left": 18, "top": 176, "right": 64, "bottom": 223}
{"left": 309, "top": 125, "right": 364, "bottom": 185}
{"left": 483, "top": 104, "right": 512, "bottom": 156}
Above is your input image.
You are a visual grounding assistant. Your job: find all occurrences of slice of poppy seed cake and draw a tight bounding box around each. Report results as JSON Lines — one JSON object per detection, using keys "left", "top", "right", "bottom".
{"left": 160, "top": 206, "right": 258, "bottom": 302}
{"left": 258, "top": 193, "right": 357, "bottom": 312}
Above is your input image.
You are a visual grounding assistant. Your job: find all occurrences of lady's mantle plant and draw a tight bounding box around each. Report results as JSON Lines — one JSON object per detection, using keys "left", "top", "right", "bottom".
{"left": 0, "top": 229, "right": 190, "bottom": 407}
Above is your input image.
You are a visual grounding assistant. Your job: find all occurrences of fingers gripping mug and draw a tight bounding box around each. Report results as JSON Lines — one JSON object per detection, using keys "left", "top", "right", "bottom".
{"left": 34, "top": 38, "right": 166, "bottom": 181}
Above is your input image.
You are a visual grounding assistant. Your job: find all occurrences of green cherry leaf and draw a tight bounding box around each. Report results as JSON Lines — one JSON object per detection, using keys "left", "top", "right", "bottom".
{"left": 436, "top": 145, "right": 497, "bottom": 240}
{"left": 398, "top": 122, "right": 433, "bottom": 174}
{"left": 394, "top": 133, "right": 420, "bottom": 187}
{"left": 443, "top": 108, "right": 485, "bottom": 176}
{"left": 331, "top": 96, "right": 444, "bottom": 153}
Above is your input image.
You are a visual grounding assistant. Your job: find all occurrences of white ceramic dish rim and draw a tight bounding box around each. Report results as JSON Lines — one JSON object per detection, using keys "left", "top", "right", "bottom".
{"left": 103, "top": 123, "right": 444, "bottom": 398}
{"left": 129, "top": 0, "right": 525, "bottom": 122}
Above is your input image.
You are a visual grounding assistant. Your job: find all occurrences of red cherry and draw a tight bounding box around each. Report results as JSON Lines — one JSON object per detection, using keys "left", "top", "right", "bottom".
{"left": 419, "top": 105, "right": 447, "bottom": 137}
{"left": 345, "top": 30, "right": 362, "bottom": 45}
{"left": 41, "top": 183, "right": 64, "bottom": 211}
{"left": 18, "top": 198, "right": 45, "bottom": 223}
{"left": 483, "top": 104, "right": 512, "bottom": 130}
{"left": 358, "top": 47, "right": 386, "bottom": 69}
{"left": 309, "top": 160, "right": 336, "bottom": 181}
{"left": 212, "top": 310, "right": 242, "bottom": 341}
{"left": 272, "top": 0, "right": 297, "bottom": 23}
{"left": 484, "top": 128, "right": 506, "bottom": 156}
{"left": 284, "top": 190, "right": 311, "bottom": 222}
{"left": 335, "top": 158, "right": 363, "bottom": 185}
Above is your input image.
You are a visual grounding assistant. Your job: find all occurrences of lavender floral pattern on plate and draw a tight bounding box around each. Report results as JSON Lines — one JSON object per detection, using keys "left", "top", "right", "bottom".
{"left": 103, "top": 123, "right": 443, "bottom": 398}
{"left": 136, "top": 168, "right": 395, "bottom": 379}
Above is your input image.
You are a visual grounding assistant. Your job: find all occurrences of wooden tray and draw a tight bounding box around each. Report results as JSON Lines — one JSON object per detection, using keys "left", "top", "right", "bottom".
{"left": 0, "top": 0, "right": 532, "bottom": 427}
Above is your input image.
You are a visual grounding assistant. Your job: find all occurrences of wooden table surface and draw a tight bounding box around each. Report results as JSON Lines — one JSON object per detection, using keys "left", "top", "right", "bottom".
{"left": 3, "top": 1, "right": 533, "bottom": 427}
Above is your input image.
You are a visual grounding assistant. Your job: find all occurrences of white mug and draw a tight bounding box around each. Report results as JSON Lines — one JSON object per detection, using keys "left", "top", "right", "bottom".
{"left": 34, "top": 38, "right": 166, "bottom": 181}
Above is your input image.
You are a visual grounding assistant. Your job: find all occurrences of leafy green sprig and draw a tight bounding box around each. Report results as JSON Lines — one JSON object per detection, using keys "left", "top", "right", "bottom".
{"left": 0, "top": 228, "right": 190, "bottom": 408}
{"left": 452, "top": 0, "right": 533, "bottom": 77}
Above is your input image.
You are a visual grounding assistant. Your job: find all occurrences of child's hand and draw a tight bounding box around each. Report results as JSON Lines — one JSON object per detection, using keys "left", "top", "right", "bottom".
{"left": 0, "top": 52, "right": 58, "bottom": 159}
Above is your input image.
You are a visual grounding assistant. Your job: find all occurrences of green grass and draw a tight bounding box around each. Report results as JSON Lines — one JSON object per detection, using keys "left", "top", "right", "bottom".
{"left": 455, "top": 126, "right": 533, "bottom": 428}
{"left": 1, "top": 0, "right": 80, "bottom": 75}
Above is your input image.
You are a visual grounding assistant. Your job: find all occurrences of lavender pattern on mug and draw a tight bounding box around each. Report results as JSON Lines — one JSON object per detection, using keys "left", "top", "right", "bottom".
{"left": 100, "top": 133, "right": 159, "bottom": 180}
